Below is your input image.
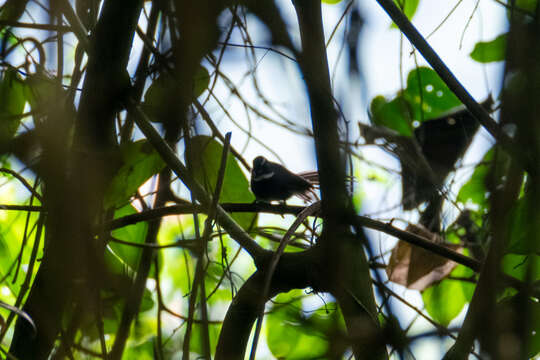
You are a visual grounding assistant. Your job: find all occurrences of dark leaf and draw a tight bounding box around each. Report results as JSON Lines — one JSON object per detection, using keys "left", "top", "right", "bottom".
{"left": 190, "top": 135, "right": 257, "bottom": 230}
{"left": 386, "top": 224, "right": 463, "bottom": 290}
{"left": 104, "top": 140, "right": 165, "bottom": 209}
{"left": 110, "top": 204, "right": 149, "bottom": 270}
{"left": 0, "top": 68, "right": 26, "bottom": 146}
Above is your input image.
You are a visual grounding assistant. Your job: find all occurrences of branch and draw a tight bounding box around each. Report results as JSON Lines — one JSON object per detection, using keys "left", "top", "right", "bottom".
{"left": 127, "top": 103, "right": 268, "bottom": 264}
{"left": 375, "top": 0, "right": 535, "bottom": 177}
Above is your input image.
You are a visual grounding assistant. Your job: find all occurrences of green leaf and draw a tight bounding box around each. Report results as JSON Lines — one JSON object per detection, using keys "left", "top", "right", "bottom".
{"left": 322, "top": 0, "right": 343, "bottom": 4}
{"left": 110, "top": 204, "right": 149, "bottom": 270}
{"left": 470, "top": 34, "right": 507, "bottom": 63}
{"left": 457, "top": 149, "right": 492, "bottom": 208}
{"left": 0, "top": 68, "right": 26, "bottom": 145}
{"left": 142, "top": 66, "right": 209, "bottom": 123}
{"left": 422, "top": 265, "right": 475, "bottom": 326}
{"left": 267, "top": 293, "right": 344, "bottom": 359}
{"left": 515, "top": 0, "right": 538, "bottom": 13}
{"left": 122, "top": 338, "right": 155, "bottom": 360}
{"left": 190, "top": 135, "right": 257, "bottom": 230}
{"left": 391, "top": 0, "right": 419, "bottom": 28}
{"left": 104, "top": 140, "right": 165, "bottom": 209}
{"left": 501, "top": 254, "right": 540, "bottom": 282}
{"left": 370, "top": 67, "right": 463, "bottom": 134}
{"left": 403, "top": 67, "right": 462, "bottom": 122}
{"left": 506, "top": 189, "right": 540, "bottom": 254}
{"left": 142, "top": 75, "right": 177, "bottom": 123}
{"left": 369, "top": 95, "right": 414, "bottom": 136}
{"left": 189, "top": 323, "right": 220, "bottom": 357}
{"left": 193, "top": 65, "right": 210, "bottom": 98}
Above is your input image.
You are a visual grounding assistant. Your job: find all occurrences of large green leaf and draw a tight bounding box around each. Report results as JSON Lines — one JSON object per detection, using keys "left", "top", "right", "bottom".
{"left": 470, "top": 34, "right": 507, "bottom": 63}
{"left": 142, "top": 66, "right": 210, "bottom": 123}
{"left": 189, "top": 323, "right": 221, "bottom": 357}
{"left": 110, "top": 204, "right": 149, "bottom": 271}
{"left": 267, "top": 291, "right": 345, "bottom": 359}
{"left": 422, "top": 265, "right": 475, "bottom": 327}
{"left": 370, "top": 95, "right": 413, "bottom": 137}
{"left": 515, "top": 0, "right": 538, "bottom": 13}
{"left": 457, "top": 149, "right": 492, "bottom": 209}
{"left": 190, "top": 135, "right": 257, "bottom": 230}
{"left": 122, "top": 338, "right": 155, "bottom": 360}
{"left": 403, "top": 67, "right": 462, "bottom": 122}
{"left": 501, "top": 254, "right": 540, "bottom": 281}
{"left": 369, "top": 67, "right": 463, "bottom": 135}
{"left": 104, "top": 140, "right": 166, "bottom": 209}
{"left": 0, "top": 68, "right": 26, "bottom": 145}
{"left": 506, "top": 188, "right": 540, "bottom": 254}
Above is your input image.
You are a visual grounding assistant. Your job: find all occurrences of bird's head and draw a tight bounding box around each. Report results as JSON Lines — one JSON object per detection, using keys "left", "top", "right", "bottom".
{"left": 252, "top": 156, "right": 274, "bottom": 181}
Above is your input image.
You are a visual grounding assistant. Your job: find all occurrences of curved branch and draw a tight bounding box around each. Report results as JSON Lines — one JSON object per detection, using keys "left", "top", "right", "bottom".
{"left": 215, "top": 249, "right": 319, "bottom": 360}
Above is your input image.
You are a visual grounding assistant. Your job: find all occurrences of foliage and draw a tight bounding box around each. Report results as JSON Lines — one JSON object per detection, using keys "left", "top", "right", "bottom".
{"left": 0, "top": 0, "right": 538, "bottom": 359}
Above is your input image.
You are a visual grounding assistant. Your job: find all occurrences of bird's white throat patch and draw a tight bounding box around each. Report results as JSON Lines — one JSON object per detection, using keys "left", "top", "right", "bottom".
{"left": 253, "top": 171, "right": 274, "bottom": 181}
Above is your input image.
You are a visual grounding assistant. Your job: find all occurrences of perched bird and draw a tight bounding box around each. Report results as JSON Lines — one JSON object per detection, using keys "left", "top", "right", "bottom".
{"left": 250, "top": 156, "right": 318, "bottom": 203}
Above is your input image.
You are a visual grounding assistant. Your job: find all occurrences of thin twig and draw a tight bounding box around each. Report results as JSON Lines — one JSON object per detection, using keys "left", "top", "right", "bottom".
{"left": 249, "top": 201, "right": 321, "bottom": 360}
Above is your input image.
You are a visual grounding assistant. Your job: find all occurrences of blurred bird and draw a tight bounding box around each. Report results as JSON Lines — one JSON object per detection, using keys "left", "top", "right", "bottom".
{"left": 250, "top": 156, "right": 318, "bottom": 203}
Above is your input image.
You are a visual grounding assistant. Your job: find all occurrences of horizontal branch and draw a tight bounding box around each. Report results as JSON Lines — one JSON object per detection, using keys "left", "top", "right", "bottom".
{"left": 0, "top": 20, "right": 72, "bottom": 32}
{"left": 353, "top": 216, "right": 481, "bottom": 272}
{"left": 0, "top": 205, "right": 42, "bottom": 212}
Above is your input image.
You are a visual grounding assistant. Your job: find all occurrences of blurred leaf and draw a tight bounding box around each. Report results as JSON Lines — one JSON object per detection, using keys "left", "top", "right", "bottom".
{"left": 496, "top": 295, "right": 540, "bottom": 358}
{"left": 391, "top": 0, "right": 419, "bottom": 27}
{"left": 140, "top": 288, "right": 155, "bottom": 312}
{"left": 515, "top": 0, "right": 537, "bottom": 13}
{"left": 422, "top": 265, "right": 475, "bottom": 326}
{"left": 322, "top": 0, "right": 343, "bottom": 4}
{"left": 369, "top": 95, "right": 413, "bottom": 136}
{"left": 457, "top": 149, "right": 493, "bottom": 209}
{"left": 193, "top": 65, "right": 210, "bottom": 98}
{"left": 470, "top": 34, "right": 507, "bottom": 63}
{"left": 0, "top": 68, "right": 26, "bottom": 145}
{"left": 104, "top": 140, "right": 165, "bottom": 209}
{"left": 501, "top": 254, "right": 540, "bottom": 281}
{"left": 387, "top": 225, "right": 463, "bottom": 290}
{"left": 370, "top": 68, "right": 463, "bottom": 137}
{"left": 143, "top": 66, "right": 209, "bottom": 122}
{"left": 403, "top": 67, "right": 462, "bottom": 122}
{"left": 190, "top": 136, "right": 257, "bottom": 230}
{"left": 267, "top": 295, "right": 344, "bottom": 359}
{"left": 24, "top": 73, "right": 65, "bottom": 113}
{"left": 189, "top": 323, "right": 220, "bottom": 357}
{"left": 110, "top": 204, "right": 149, "bottom": 271}
{"left": 0, "top": 0, "right": 29, "bottom": 21}
{"left": 506, "top": 182, "right": 540, "bottom": 254}
{"left": 122, "top": 338, "right": 155, "bottom": 360}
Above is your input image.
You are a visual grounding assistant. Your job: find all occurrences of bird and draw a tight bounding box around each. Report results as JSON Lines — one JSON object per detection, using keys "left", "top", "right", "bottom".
{"left": 250, "top": 156, "right": 318, "bottom": 203}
